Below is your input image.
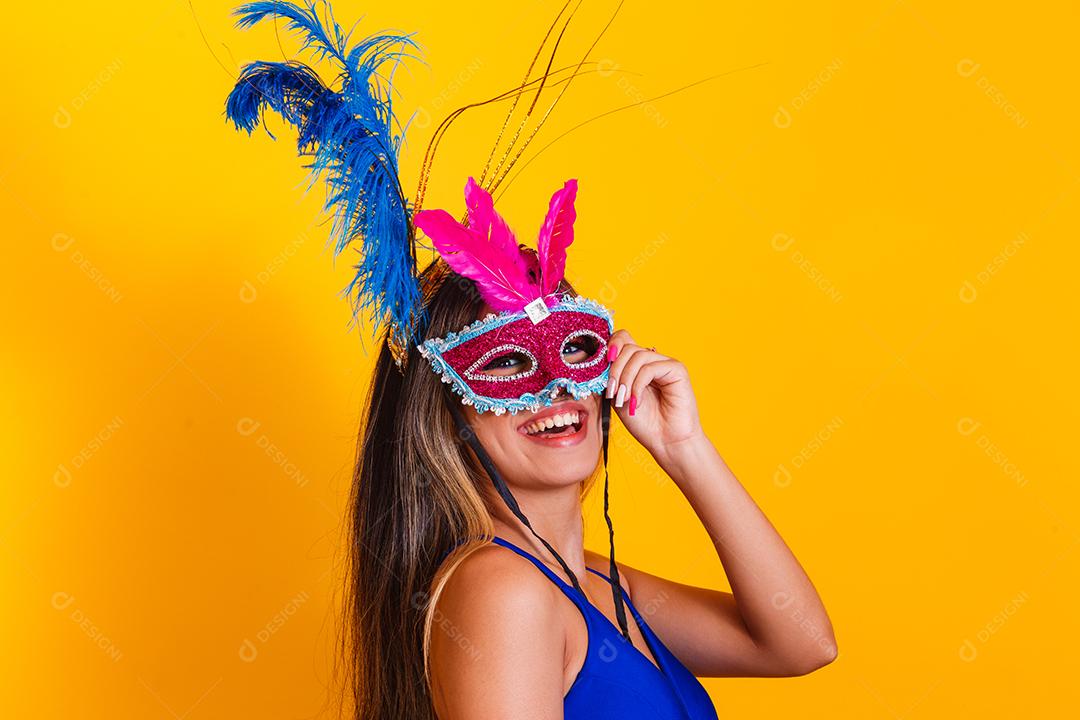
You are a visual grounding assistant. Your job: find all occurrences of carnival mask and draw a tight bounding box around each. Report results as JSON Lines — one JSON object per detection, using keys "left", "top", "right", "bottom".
{"left": 413, "top": 177, "right": 614, "bottom": 414}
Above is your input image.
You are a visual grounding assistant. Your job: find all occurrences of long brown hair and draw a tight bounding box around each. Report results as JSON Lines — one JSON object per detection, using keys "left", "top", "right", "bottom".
{"left": 335, "top": 262, "right": 483, "bottom": 719}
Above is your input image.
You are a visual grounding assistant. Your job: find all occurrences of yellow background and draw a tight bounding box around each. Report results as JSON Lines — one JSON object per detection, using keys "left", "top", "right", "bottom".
{"left": 3, "top": 1, "right": 1077, "bottom": 717}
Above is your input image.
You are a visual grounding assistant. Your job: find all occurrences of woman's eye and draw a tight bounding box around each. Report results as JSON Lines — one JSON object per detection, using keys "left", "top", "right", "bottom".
{"left": 562, "top": 334, "right": 600, "bottom": 364}
{"left": 480, "top": 352, "right": 532, "bottom": 376}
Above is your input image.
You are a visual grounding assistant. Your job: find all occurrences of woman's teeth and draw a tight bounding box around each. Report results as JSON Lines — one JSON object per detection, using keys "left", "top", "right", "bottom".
{"left": 523, "top": 411, "right": 581, "bottom": 436}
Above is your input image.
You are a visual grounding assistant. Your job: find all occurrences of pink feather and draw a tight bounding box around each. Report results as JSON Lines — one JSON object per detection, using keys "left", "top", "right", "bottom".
{"left": 463, "top": 177, "right": 529, "bottom": 281}
{"left": 463, "top": 176, "right": 494, "bottom": 234}
{"left": 536, "top": 179, "right": 578, "bottom": 297}
{"left": 414, "top": 178, "right": 540, "bottom": 311}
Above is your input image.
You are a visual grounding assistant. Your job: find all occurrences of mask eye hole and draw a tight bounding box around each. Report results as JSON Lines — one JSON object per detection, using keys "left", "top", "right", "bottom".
{"left": 479, "top": 350, "right": 533, "bottom": 377}
{"left": 465, "top": 344, "right": 539, "bottom": 381}
{"left": 562, "top": 331, "right": 606, "bottom": 368}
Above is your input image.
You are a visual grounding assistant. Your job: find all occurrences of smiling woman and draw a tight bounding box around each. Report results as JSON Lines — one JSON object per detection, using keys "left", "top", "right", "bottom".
{"left": 222, "top": 1, "right": 835, "bottom": 718}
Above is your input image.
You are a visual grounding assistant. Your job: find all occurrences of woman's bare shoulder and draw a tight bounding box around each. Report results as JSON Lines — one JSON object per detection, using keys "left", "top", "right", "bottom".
{"left": 432, "top": 541, "right": 564, "bottom": 654}
{"left": 430, "top": 542, "right": 566, "bottom": 716}
{"left": 438, "top": 541, "right": 560, "bottom": 613}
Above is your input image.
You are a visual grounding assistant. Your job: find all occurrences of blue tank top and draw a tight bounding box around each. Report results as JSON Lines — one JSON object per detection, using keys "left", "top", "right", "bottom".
{"left": 490, "top": 535, "right": 719, "bottom": 719}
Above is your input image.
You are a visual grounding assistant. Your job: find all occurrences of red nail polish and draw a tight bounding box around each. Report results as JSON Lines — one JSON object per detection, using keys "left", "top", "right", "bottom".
{"left": 608, "top": 344, "right": 619, "bottom": 362}
{"left": 629, "top": 395, "right": 637, "bottom": 416}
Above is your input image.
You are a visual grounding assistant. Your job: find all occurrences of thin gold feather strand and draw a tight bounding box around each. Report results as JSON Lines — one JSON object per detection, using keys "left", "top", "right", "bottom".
{"left": 475, "top": 0, "right": 576, "bottom": 190}
{"left": 481, "top": 0, "right": 585, "bottom": 192}
{"left": 486, "top": 0, "right": 626, "bottom": 198}
{"left": 413, "top": 63, "right": 602, "bottom": 214}
{"left": 491, "top": 61, "right": 771, "bottom": 206}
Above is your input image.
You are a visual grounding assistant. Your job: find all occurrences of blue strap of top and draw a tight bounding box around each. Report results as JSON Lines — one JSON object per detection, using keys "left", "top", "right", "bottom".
{"left": 490, "top": 536, "right": 632, "bottom": 601}
{"left": 490, "top": 536, "right": 649, "bottom": 631}
{"left": 481, "top": 536, "right": 719, "bottom": 720}
{"left": 490, "top": 536, "right": 578, "bottom": 593}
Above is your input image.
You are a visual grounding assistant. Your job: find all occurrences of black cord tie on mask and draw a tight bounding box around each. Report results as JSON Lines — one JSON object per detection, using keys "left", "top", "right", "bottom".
{"left": 600, "top": 394, "right": 633, "bottom": 645}
{"left": 446, "top": 392, "right": 583, "bottom": 594}
{"left": 444, "top": 389, "right": 635, "bottom": 647}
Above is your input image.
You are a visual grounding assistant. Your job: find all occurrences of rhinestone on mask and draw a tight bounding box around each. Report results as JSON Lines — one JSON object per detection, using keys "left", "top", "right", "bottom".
{"left": 463, "top": 344, "right": 539, "bottom": 382}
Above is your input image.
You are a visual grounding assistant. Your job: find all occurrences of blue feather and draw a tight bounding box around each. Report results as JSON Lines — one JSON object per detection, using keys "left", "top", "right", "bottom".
{"left": 224, "top": 0, "right": 425, "bottom": 354}
{"left": 232, "top": 0, "right": 353, "bottom": 67}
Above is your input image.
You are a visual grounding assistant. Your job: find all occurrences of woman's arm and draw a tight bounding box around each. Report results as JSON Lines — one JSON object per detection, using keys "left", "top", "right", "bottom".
{"left": 619, "top": 433, "right": 837, "bottom": 677}
{"left": 604, "top": 331, "right": 837, "bottom": 678}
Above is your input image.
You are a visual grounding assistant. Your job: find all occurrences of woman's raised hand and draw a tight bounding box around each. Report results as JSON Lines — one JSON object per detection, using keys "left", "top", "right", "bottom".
{"left": 604, "top": 329, "right": 706, "bottom": 470}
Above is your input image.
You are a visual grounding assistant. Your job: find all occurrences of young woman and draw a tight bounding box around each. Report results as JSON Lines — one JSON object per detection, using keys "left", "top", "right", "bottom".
{"left": 224, "top": 2, "right": 836, "bottom": 718}
{"left": 343, "top": 238, "right": 837, "bottom": 720}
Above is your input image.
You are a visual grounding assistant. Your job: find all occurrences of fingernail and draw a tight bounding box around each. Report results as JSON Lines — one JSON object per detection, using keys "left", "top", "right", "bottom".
{"left": 615, "top": 384, "right": 627, "bottom": 408}
{"left": 605, "top": 377, "right": 614, "bottom": 398}
{"left": 608, "top": 344, "right": 619, "bottom": 362}
{"left": 628, "top": 395, "right": 637, "bottom": 416}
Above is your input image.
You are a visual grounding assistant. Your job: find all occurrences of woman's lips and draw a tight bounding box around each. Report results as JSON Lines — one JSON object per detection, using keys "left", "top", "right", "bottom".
{"left": 519, "top": 410, "right": 589, "bottom": 448}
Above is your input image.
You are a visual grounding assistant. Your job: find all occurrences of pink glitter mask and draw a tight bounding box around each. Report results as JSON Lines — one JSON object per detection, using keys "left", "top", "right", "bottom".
{"left": 413, "top": 177, "right": 613, "bottom": 413}
{"left": 418, "top": 294, "right": 613, "bottom": 414}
